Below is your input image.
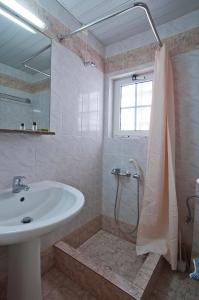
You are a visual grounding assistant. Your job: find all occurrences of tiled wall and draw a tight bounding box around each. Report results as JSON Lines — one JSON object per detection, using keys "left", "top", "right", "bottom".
{"left": 102, "top": 63, "right": 150, "bottom": 226}
{"left": 0, "top": 40, "right": 103, "bottom": 279}
{"left": 173, "top": 49, "right": 199, "bottom": 249}
{"left": 102, "top": 137, "right": 147, "bottom": 225}
{"left": 105, "top": 27, "right": 199, "bottom": 74}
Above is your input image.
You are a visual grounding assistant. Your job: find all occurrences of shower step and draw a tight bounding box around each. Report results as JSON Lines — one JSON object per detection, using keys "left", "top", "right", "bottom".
{"left": 54, "top": 233, "right": 163, "bottom": 300}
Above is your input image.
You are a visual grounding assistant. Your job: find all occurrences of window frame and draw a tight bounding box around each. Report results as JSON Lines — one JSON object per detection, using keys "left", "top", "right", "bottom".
{"left": 113, "top": 73, "right": 153, "bottom": 137}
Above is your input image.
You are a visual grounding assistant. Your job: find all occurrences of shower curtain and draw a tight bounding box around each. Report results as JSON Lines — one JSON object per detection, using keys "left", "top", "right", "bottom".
{"left": 136, "top": 44, "right": 178, "bottom": 270}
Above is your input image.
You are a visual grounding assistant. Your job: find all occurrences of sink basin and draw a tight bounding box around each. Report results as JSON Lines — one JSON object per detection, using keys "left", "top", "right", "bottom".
{"left": 0, "top": 180, "right": 84, "bottom": 245}
{"left": 0, "top": 180, "right": 85, "bottom": 300}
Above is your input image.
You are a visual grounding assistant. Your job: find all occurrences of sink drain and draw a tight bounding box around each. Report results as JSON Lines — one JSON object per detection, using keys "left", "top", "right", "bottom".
{"left": 21, "top": 217, "right": 33, "bottom": 224}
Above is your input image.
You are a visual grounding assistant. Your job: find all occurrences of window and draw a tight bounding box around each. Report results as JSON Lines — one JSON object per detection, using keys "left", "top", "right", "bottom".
{"left": 113, "top": 74, "right": 153, "bottom": 136}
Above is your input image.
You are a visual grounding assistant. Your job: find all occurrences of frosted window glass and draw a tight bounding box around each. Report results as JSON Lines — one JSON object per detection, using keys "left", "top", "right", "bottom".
{"left": 136, "top": 107, "right": 151, "bottom": 130}
{"left": 121, "top": 85, "right": 135, "bottom": 107}
{"left": 137, "top": 81, "right": 152, "bottom": 106}
{"left": 120, "top": 108, "right": 135, "bottom": 130}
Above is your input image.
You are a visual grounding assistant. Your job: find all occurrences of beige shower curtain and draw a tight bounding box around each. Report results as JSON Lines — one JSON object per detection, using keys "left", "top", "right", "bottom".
{"left": 136, "top": 45, "right": 178, "bottom": 270}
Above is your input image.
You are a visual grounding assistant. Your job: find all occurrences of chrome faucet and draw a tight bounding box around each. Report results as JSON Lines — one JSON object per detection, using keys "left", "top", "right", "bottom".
{"left": 12, "top": 176, "right": 30, "bottom": 193}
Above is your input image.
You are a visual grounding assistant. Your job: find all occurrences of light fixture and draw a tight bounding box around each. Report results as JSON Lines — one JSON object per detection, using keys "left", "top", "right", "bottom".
{"left": 0, "top": 0, "right": 46, "bottom": 30}
{"left": 132, "top": 74, "right": 146, "bottom": 81}
{"left": 0, "top": 7, "right": 36, "bottom": 33}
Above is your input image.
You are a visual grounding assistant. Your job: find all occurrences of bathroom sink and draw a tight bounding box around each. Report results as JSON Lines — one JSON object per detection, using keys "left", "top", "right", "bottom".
{"left": 0, "top": 180, "right": 84, "bottom": 300}
{"left": 0, "top": 180, "right": 84, "bottom": 245}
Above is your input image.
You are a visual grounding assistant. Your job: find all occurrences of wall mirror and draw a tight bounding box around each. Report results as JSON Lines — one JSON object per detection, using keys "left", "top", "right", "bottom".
{"left": 0, "top": 6, "right": 52, "bottom": 134}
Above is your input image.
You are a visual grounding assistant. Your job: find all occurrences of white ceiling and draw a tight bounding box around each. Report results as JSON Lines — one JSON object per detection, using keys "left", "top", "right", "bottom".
{"left": 0, "top": 14, "right": 51, "bottom": 74}
{"left": 57, "top": 0, "right": 199, "bottom": 45}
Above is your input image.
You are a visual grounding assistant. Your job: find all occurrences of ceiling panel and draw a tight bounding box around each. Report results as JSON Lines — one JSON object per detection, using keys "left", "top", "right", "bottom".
{"left": 57, "top": 0, "right": 199, "bottom": 45}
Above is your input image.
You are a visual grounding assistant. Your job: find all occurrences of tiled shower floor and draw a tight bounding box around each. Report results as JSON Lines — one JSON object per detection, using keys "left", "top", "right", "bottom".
{"left": 78, "top": 230, "right": 145, "bottom": 283}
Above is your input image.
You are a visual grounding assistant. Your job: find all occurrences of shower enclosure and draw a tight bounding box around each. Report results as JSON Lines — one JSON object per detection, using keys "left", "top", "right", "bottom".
{"left": 53, "top": 3, "right": 165, "bottom": 299}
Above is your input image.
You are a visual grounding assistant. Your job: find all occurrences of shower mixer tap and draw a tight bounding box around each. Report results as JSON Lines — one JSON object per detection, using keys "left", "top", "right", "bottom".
{"left": 111, "top": 163, "right": 142, "bottom": 236}
{"left": 111, "top": 168, "right": 131, "bottom": 177}
{"left": 111, "top": 168, "right": 121, "bottom": 175}
{"left": 111, "top": 168, "right": 140, "bottom": 179}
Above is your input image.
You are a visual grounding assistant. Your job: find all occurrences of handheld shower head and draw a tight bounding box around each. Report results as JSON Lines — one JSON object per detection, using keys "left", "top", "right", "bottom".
{"left": 129, "top": 158, "right": 140, "bottom": 174}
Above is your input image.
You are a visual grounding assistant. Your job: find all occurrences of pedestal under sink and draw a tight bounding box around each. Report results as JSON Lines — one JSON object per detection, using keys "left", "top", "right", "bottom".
{"left": 0, "top": 181, "right": 85, "bottom": 300}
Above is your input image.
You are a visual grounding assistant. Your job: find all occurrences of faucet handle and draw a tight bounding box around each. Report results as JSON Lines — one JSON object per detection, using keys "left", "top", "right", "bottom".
{"left": 12, "top": 176, "right": 29, "bottom": 193}
{"left": 13, "top": 176, "right": 26, "bottom": 184}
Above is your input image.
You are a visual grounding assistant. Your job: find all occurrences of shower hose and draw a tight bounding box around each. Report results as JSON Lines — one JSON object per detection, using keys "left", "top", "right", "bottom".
{"left": 114, "top": 171, "right": 141, "bottom": 235}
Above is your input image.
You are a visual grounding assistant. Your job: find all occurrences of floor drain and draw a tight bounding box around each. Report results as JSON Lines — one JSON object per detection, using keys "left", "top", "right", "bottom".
{"left": 21, "top": 217, "right": 33, "bottom": 224}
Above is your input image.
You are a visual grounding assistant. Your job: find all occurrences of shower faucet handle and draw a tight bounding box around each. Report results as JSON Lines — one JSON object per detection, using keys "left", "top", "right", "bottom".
{"left": 133, "top": 173, "right": 140, "bottom": 179}
{"left": 120, "top": 171, "right": 131, "bottom": 177}
{"left": 111, "top": 168, "right": 121, "bottom": 175}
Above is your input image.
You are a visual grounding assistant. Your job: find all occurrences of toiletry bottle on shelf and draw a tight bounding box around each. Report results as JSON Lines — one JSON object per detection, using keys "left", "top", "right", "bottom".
{"left": 20, "top": 123, "right": 25, "bottom": 130}
{"left": 32, "top": 122, "right": 37, "bottom": 131}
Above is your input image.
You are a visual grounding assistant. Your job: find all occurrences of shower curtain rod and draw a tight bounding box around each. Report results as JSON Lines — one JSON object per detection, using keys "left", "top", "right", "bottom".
{"left": 22, "top": 44, "right": 51, "bottom": 78}
{"left": 58, "top": 2, "right": 162, "bottom": 47}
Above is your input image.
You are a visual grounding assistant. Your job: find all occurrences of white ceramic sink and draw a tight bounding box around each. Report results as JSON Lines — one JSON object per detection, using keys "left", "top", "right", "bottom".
{"left": 0, "top": 180, "right": 84, "bottom": 245}
{"left": 0, "top": 180, "right": 84, "bottom": 300}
